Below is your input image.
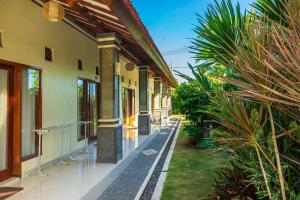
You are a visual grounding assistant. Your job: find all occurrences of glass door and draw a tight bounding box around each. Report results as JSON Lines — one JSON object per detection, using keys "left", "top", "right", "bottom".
{"left": 77, "top": 79, "right": 87, "bottom": 141}
{"left": 0, "top": 66, "right": 12, "bottom": 181}
{"left": 77, "top": 79, "right": 99, "bottom": 142}
{"left": 88, "top": 82, "right": 98, "bottom": 141}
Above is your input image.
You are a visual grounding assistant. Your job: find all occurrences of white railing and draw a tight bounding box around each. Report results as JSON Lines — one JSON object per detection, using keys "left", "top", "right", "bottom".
{"left": 33, "top": 121, "right": 92, "bottom": 177}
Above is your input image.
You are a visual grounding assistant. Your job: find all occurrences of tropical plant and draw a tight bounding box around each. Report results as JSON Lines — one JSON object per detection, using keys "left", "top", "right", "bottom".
{"left": 184, "top": 0, "right": 300, "bottom": 199}
{"left": 252, "top": 0, "right": 289, "bottom": 25}
{"left": 172, "top": 82, "right": 210, "bottom": 126}
{"left": 214, "top": 156, "right": 259, "bottom": 200}
{"left": 191, "top": 0, "right": 247, "bottom": 76}
{"left": 183, "top": 124, "right": 203, "bottom": 146}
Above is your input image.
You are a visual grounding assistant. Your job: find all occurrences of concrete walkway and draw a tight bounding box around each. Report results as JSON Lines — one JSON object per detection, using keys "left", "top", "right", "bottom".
{"left": 98, "top": 119, "right": 179, "bottom": 200}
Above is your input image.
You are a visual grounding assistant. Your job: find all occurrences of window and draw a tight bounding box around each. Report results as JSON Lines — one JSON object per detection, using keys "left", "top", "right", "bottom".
{"left": 21, "top": 68, "right": 41, "bottom": 159}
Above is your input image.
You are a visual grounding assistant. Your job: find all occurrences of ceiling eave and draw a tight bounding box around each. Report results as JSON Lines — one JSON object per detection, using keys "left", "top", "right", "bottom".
{"left": 109, "top": 0, "right": 178, "bottom": 87}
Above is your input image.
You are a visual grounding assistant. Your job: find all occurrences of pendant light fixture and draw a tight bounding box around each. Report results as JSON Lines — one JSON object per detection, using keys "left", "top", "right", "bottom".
{"left": 66, "top": 0, "right": 76, "bottom": 7}
{"left": 42, "top": 0, "right": 65, "bottom": 22}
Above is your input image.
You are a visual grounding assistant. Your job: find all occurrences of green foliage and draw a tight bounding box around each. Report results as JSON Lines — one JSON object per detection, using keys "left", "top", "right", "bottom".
{"left": 253, "top": 0, "right": 289, "bottom": 25}
{"left": 172, "top": 0, "right": 300, "bottom": 198}
{"left": 198, "top": 138, "right": 215, "bottom": 149}
{"left": 214, "top": 157, "right": 259, "bottom": 200}
{"left": 214, "top": 148, "right": 297, "bottom": 199}
{"left": 175, "top": 63, "right": 212, "bottom": 91}
{"left": 191, "top": 0, "right": 247, "bottom": 67}
{"left": 183, "top": 124, "right": 203, "bottom": 146}
{"left": 206, "top": 88, "right": 300, "bottom": 199}
{"left": 172, "top": 82, "right": 210, "bottom": 126}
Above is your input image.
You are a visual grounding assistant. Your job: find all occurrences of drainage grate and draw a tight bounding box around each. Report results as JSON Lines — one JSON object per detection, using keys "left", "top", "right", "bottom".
{"left": 143, "top": 149, "right": 158, "bottom": 156}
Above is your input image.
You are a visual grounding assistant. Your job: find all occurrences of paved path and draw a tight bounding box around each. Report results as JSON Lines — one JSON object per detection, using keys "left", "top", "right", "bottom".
{"left": 98, "top": 119, "right": 179, "bottom": 200}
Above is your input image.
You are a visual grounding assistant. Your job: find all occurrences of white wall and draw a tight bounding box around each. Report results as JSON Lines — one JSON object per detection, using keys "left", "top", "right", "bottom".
{"left": 119, "top": 56, "right": 139, "bottom": 125}
{"left": 148, "top": 72, "right": 154, "bottom": 114}
{"left": 0, "top": 0, "right": 99, "bottom": 175}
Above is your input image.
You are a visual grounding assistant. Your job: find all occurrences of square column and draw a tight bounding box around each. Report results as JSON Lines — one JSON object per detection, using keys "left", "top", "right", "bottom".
{"left": 153, "top": 77, "right": 162, "bottom": 124}
{"left": 97, "top": 33, "right": 122, "bottom": 163}
{"left": 161, "top": 83, "right": 169, "bottom": 126}
{"left": 138, "top": 66, "right": 151, "bottom": 135}
{"left": 167, "top": 86, "right": 172, "bottom": 117}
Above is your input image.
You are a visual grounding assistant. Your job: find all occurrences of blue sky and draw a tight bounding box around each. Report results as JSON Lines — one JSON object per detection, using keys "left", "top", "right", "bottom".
{"left": 131, "top": 0, "right": 255, "bottom": 82}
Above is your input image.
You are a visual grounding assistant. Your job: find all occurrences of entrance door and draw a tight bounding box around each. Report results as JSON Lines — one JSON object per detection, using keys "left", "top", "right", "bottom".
{"left": 122, "top": 88, "right": 135, "bottom": 127}
{"left": 88, "top": 82, "right": 98, "bottom": 141}
{"left": 77, "top": 79, "right": 99, "bottom": 142}
{"left": 0, "top": 66, "right": 13, "bottom": 181}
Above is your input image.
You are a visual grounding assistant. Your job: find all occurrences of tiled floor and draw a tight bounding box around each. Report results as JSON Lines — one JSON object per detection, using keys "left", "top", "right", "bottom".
{"left": 4, "top": 127, "right": 151, "bottom": 200}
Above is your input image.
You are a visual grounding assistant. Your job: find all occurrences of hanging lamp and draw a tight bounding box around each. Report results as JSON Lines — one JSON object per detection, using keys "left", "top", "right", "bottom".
{"left": 42, "top": 0, "right": 65, "bottom": 22}
{"left": 66, "top": 0, "right": 76, "bottom": 7}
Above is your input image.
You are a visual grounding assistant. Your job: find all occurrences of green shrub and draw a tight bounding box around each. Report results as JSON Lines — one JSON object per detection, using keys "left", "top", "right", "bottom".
{"left": 214, "top": 163, "right": 259, "bottom": 200}
{"left": 183, "top": 124, "right": 203, "bottom": 146}
{"left": 172, "top": 82, "right": 210, "bottom": 126}
{"left": 198, "top": 138, "right": 215, "bottom": 149}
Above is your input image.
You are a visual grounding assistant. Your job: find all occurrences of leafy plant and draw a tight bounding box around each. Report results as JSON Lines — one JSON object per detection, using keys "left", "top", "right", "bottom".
{"left": 174, "top": 0, "right": 300, "bottom": 198}
{"left": 191, "top": 0, "right": 247, "bottom": 67}
{"left": 198, "top": 138, "right": 215, "bottom": 149}
{"left": 183, "top": 124, "right": 203, "bottom": 146}
{"left": 214, "top": 159, "right": 259, "bottom": 200}
{"left": 187, "top": 0, "right": 300, "bottom": 199}
{"left": 172, "top": 82, "right": 210, "bottom": 126}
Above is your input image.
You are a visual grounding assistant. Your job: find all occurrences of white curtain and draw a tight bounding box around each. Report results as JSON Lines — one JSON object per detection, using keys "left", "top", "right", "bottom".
{"left": 0, "top": 69, "right": 8, "bottom": 171}
{"left": 21, "top": 69, "right": 36, "bottom": 157}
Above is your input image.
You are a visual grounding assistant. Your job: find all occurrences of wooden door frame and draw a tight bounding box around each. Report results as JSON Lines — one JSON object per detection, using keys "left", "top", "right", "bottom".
{"left": 0, "top": 60, "right": 22, "bottom": 181}
{"left": 77, "top": 78, "right": 99, "bottom": 142}
{"left": 122, "top": 87, "right": 135, "bottom": 127}
{"left": 0, "top": 59, "right": 42, "bottom": 180}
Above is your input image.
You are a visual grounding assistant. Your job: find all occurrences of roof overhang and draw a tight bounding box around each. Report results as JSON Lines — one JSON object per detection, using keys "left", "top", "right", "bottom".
{"left": 39, "top": 0, "right": 178, "bottom": 87}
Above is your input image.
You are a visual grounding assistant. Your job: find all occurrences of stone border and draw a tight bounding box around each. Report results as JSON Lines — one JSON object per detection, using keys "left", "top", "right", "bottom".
{"left": 151, "top": 123, "right": 181, "bottom": 200}
{"left": 134, "top": 119, "right": 180, "bottom": 200}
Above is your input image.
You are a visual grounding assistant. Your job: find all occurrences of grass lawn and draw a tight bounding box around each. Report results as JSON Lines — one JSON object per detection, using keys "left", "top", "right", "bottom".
{"left": 161, "top": 123, "right": 228, "bottom": 200}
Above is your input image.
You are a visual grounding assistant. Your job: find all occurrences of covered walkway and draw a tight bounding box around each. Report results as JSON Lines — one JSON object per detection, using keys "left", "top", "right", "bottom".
{"left": 3, "top": 120, "right": 178, "bottom": 200}
{"left": 99, "top": 119, "right": 179, "bottom": 200}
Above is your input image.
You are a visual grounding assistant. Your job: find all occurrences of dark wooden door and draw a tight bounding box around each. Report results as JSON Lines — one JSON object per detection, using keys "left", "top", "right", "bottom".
{"left": 0, "top": 66, "right": 13, "bottom": 181}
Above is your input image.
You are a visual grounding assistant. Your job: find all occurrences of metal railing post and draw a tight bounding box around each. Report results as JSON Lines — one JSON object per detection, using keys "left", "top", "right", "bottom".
{"left": 37, "top": 130, "right": 48, "bottom": 177}
{"left": 33, "top": 121, "right": 92, "bottom": 176}
{"left": 68, "top": 125, "right": 75, "bottom": 160}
